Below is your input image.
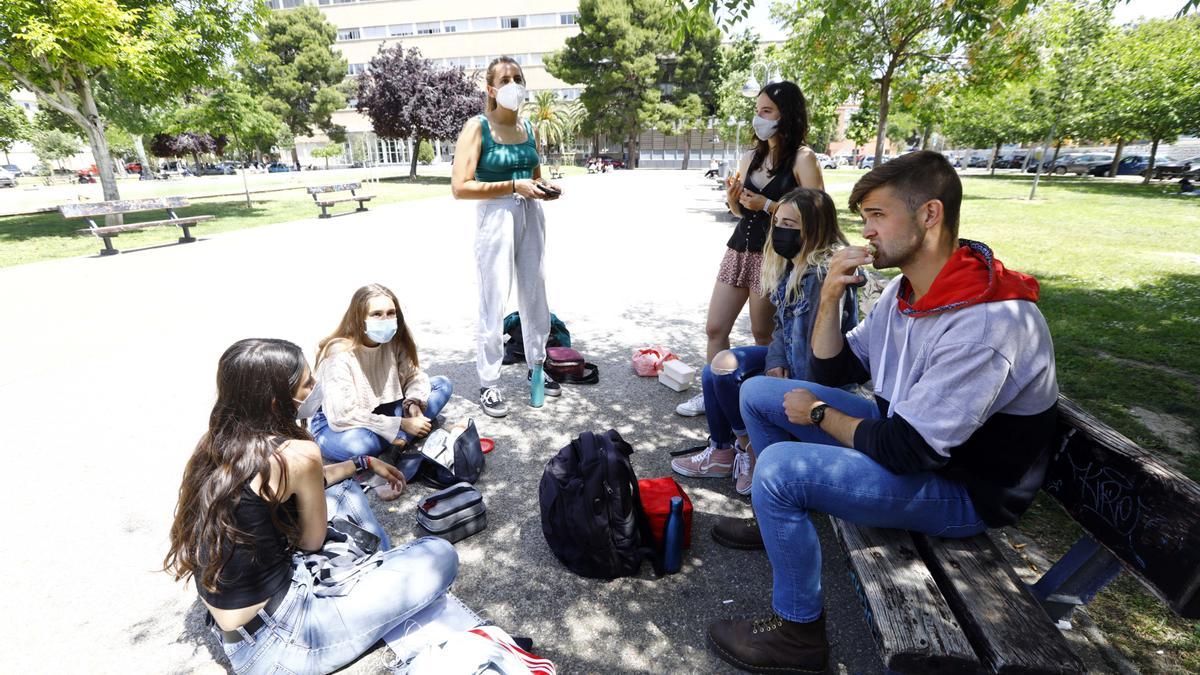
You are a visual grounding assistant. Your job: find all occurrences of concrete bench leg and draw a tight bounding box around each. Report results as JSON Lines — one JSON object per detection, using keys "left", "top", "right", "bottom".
{"left": 99, "top": 235, "right": 120, "bottom": 256}
{"left": 178, "top": 224, "right": 196, "bottom": 244}
{"left": 356, "top": 200, "right": 368, "bottom": 212}
{"left": 319, "top": 204, "right": 330, "bottom": 219}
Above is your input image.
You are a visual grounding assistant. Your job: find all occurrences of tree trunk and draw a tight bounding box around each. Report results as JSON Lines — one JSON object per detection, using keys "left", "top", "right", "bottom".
{"left": 682, "top": 129, "right": 691, "bottom": 171}
{"left": 989, "top": 141, "right": 1000, "bottom": 175}
{"left": 191, "top": 150, "right": 201, "bottom": 174}
{"left": 132, "top": 134, "right": 150, "bottom": 176}
{"left": 1143, "top": 138, "right": 1159, "bottom": 185}
{"left": 291, "top": 144, "right": 301, "bottom": 171}
{"left": 1107, "top": 137, "right": 1124, "bottom": 178}
{"left": 1050, "top": 138, "right": 1063, "bottom": 171}
{"left": 873, "top": 71, "right": 893, "bottom": 166}
{"left": 626, "top": 134, "right": 637, "bottom": 170}
{"left": 409, "top": 136, "right": 420, "bottom": 178}
{"left": 75, "top": 75, "right": 119, "bottom": 204}
{"left": 1020, "top": 150, "right": 1033, "bottom": 173}
{"left": 920, "top": 124, "right": 932, "bottom": 151}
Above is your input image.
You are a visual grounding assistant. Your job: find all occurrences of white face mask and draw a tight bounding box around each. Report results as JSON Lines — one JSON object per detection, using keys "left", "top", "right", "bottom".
{"left": 752, "top": 115, "right": 779, "bottom": 141}
{"left": 494, "top": 82, "right": 526, "bottom": 111}
{"left": 294, "top": 381, "right": 322, "bottom": 420}
{"left": 364, "top": 318, "right": 398, "bottom": 344}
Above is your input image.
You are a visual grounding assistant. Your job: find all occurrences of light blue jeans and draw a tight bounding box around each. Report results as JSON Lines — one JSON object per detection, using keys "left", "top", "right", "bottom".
{"left": 312, "top": 375, "right": 453, "bottom": 462}
{"left": 218, "top": 481, "right": 459, "bottom": 674}
{"left": 739, "top": 376, "right": 986, "bottom": 622}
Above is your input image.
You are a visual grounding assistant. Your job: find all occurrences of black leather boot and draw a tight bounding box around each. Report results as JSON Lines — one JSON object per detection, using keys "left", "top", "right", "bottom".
{"left": 711, "top": 515, "right": 765, "bottom": 550}
{"left": 707, "top": 612, "right": 829, "bottom": 673}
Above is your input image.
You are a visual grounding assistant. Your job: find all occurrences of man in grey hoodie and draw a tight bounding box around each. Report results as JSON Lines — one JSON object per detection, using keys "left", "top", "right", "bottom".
{"left": 706, "top": 151, "right": 1059, "bottom": 674}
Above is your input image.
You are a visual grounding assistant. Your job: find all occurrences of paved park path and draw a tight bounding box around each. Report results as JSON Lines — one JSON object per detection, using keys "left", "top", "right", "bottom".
{"left": 0, "top": 170, "right": 1120, "bottom": 673}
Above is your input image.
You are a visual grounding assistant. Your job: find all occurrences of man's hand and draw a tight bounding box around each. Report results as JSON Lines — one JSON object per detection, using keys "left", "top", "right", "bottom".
{"left": 821, "top": 245, "right": 873, "bottom": 304}
{"left": 783, "top": 388, "right": 820, "bottom": 425}
{"left": 766, "top": 367, "right": 790, "bottom": 379}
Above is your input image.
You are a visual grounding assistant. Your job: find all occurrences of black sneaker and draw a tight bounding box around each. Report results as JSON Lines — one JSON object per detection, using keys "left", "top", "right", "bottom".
{"left": 479, "top": 387, "right": 508, "bottom": 417}
{"left": 526, "top": 369, "right": 562, "bottom": 397}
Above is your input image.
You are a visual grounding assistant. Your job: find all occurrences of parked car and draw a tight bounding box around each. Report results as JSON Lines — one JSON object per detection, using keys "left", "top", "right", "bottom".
{"left": 1149, "top": 155, "right": 1200, "bottom": 180}
{"left": 2, "top": 164, "right": 23, "bottom": 178}
{"left": 996, "top": 153, "right": 1028, "bottom": 169}
{"left": 157, "top": 160, "right": 193, "bottom": 178}
{"left": 125, "top": 161, "right": 143, "bottom": 174}
{"left": 967, "top": 154, "right": 991, "bottom": 168}
{"left": 815, "top": 153, "right": 837, "bottom": 169}
{"left": 858, "top": 155, "right": 894, "bottom": 169}
{"left": 1089, "top": 154, "right": 1151, "bottom": 177}
{"left": 267, "top": 162, "right": 293, "bottom": 173}
{"left": 1027, "top": 153, "right": 1080, "bottom": 174}
{"left": 0, "top": 168, "right": 16, "bottom": 188}
{"left": 197, "top": 163, "right": 238, "bottom": 176}
{"left": 1063, "top": 153, "right": 1113, "bottom": 175}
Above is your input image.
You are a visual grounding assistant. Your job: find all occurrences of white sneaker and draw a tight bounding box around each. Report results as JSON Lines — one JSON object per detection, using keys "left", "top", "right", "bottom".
{"left": 675, "top": 392, "right": 706, "bottom": 417}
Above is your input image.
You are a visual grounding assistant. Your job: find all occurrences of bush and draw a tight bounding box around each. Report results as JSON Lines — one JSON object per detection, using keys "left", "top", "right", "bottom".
{"left": 418, "top": 139, "right": 434, "bottom": 164}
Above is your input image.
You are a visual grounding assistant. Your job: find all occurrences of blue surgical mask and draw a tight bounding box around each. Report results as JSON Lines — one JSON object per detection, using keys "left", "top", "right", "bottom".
{"left": 364, "top": 318, "right": 398, "bottom": 344}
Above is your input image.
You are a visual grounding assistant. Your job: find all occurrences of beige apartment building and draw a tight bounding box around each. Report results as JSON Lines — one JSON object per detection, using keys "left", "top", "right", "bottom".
{"left": 272, "top": 0, "right": 583, "bottom": 166}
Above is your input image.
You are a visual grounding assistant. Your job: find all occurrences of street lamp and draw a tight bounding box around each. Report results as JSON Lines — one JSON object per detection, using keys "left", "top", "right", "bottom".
{"left": 726, "top": 116, "right": 744, "bottom": 159}
{"left": 741, "top": 62, "right": 781, "bottom": 98}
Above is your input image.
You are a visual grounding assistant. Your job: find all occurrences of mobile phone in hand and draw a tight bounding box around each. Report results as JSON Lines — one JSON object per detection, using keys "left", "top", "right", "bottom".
{"left": 537, "top": 183, "right": 561, "bottom": 197}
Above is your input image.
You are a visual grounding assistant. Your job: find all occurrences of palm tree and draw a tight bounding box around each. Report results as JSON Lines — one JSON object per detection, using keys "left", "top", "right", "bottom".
{"left": 522, "top": 91, "right": 568, "bottom": 158}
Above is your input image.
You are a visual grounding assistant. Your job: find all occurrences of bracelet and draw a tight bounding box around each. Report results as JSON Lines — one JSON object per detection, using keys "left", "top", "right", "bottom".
{"left": 763, "top": 198, "right": 773, "bottom": 213}
{"left": 511, "top": 179, "right": 516, "bottom": 194}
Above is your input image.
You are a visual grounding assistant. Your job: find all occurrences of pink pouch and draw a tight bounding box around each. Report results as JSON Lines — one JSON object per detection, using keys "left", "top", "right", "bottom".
{"left": 632, "top": 346, "right": 677, "bottom": 376}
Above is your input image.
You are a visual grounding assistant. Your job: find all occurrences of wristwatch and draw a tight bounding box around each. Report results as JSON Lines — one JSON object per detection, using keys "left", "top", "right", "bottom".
{"left": 809, "top": 403, "right": 830, "bottom": 428}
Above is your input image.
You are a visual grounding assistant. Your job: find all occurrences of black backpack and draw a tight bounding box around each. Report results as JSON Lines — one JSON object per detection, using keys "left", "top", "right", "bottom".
{"left": 539, "top": 430, "right": 662, "bottom": 579}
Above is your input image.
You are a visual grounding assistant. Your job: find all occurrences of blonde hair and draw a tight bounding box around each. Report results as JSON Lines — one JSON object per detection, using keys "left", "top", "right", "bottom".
{"left": 485, "top": 56, "right": 522, "bottom": 112}
{"left": 761, "top": 187, "right": 848, "bottom": 305}
{"left": 316, "top": 283, "right": 419, "bottom": 368}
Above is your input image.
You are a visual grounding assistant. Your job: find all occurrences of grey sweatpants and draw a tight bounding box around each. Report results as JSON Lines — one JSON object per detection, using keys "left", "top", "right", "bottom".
{"left": 475, "top": 194, "right": 549, "bottom": 388}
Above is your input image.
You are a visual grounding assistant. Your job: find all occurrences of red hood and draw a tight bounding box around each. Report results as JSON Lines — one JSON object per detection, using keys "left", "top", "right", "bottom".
{"left": 897, "top": 240, "right": 1040, "bottom": 318}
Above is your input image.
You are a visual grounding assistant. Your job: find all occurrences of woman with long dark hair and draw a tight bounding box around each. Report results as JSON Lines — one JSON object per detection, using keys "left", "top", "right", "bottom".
{"left": 672, "top": 188, "right": 857, "bottom": 497}
{"left": 676, "top": 81, "right": 825, "bottom": 419}
{"left": 164, "top": 338, "right": 457, "bottom": 674}
{"left": 451, "top": 56, "right": 563, "bottom": 418}
{"left": 308, "top": 284, "right": 452, "bottom": 469}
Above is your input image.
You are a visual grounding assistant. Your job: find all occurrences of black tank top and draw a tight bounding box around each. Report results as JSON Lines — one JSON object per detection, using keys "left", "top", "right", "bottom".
{"left": 726, "top": 165, "right": 798, "bottom": 253}
{"left": 196, "top": 485, "right": 299, "bottom": 610}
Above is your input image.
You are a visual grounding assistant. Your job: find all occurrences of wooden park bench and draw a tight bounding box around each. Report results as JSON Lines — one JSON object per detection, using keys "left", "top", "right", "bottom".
{"left": 549, "top": 166, "right": 565, "bottom": 180}
{"left": 59, "top": 197, "right": 214, "bottom": 257}
{"left": 307, "top": 182, "right": 374, "bottom": 219}
{"left": 834, "top": 395, "right": 1200, "bottom": 673}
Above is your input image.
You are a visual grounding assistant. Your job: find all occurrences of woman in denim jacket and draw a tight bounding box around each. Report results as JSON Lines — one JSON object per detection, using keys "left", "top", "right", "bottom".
{"left": 673, "top": 188, "right": 858, "bottom": 495}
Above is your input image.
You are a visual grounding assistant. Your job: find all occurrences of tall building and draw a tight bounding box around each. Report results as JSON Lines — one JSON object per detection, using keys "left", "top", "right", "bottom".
{"left": 273, "top": 0, "right": 583, "bottom": 166}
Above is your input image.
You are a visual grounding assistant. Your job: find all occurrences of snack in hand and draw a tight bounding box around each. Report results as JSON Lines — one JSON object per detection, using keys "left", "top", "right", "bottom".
{"left": 865, "top": 242, "right": 877, "bottom": 257}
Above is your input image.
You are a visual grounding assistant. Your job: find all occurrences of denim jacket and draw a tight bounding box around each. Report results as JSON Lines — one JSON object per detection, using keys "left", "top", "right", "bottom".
{"left": 765, "top": 265, "right": 858, "bottom": 378}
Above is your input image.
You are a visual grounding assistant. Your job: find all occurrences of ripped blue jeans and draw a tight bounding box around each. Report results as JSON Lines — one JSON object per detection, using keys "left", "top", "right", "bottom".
{"left": 739, "top": 376, "right": 986, "bottom": 622}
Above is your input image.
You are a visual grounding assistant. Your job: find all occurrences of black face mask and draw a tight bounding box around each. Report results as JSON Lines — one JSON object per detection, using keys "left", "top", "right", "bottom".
{"left": 771, "top": 226, "right": 803, "bottom": 260}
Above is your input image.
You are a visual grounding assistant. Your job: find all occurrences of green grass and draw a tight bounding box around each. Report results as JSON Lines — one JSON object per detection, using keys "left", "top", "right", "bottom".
{"left": 0, "top": 176, "right": 449, "bottom": 267}
{"left": 824, "top": 172, "right": 1200, "bottom": 672}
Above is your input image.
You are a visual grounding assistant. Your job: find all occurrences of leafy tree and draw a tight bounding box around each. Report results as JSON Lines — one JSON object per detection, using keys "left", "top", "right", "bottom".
{"left": 770, "top": 0, "right": 1035, "bottom": 165}
{"left": 311, "top": 142, "right": 344, "bottom": 169}
{"left": 1084, "top": 16, "right": 1200, "bottom": 182}
{"left": 845, "top": 104, "right": 879, "bottom": 151}
{"left": 30, "top": 128, "right": 82, "bottom": 172}
{"left": 417, "top": 139, "right": 434, "bottom": 164}
{"left": 943, "top": 81, "right": 1033, "bottom": 173}
{"left": 0, "top": 95, "right": 29, "bottom": 165}
{"left": 523, "top": 91, "right": 570, "bottom": 157}
{"left": 659, "top": 9, "right": 723, "bottom": 169}
{"left": 238, "top": 6, "right": 347, "bottom": 170}
{"left": 0, "top": 0, "right": 262, "bottom": 203}
{"left": 355, "top": 45, "right": 480, "bottom": 178}
{"left": 547, "top": 0, "right": 675, "bottom": 168}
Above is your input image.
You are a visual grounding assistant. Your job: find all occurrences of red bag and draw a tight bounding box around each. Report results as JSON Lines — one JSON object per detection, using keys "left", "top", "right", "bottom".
{"left": 637, "top": 477, "right": 693, "bottom": 552}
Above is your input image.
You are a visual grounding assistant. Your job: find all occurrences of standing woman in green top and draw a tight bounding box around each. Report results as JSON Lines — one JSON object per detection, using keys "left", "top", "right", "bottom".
{"left": 452, "top": 56, "right": 563, "bottom": 418}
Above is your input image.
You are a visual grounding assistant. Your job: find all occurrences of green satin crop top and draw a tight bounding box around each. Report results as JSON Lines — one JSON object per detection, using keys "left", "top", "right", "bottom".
{"left": 475, "top": 115, "right": 539, "bottom": 182}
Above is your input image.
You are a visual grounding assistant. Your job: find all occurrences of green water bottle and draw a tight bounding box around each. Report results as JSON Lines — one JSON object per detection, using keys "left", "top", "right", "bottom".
{"left": 530, "top": 360, "right": 545, "bottom": 408}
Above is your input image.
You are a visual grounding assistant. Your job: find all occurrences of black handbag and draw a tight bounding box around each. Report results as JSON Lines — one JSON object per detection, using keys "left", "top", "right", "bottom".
{"left": 394, "top": 419, "right": 485, "bottom": 488}
{"left": 416, "top": 482, "right": 487, "bottom": 543}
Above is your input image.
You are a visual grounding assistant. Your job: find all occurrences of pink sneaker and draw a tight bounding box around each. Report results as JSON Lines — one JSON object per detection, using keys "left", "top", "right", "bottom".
{"left": 672, "top": 443, "right": 735, "bottom": 478}
{"left": 733, "top": 449, "right": 755, "bottom": 495}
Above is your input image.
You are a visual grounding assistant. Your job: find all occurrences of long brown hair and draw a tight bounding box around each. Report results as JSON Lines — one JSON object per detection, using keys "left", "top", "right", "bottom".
{"left": 164, "top": 338, "right": 309, "bottom": 592}
{"left": 484, "top": 56, "right": 522, "bottom": 112}
{"left": 316, "top": 283, "right": 419, "bottom": 368}
{"left": 761, "top": 187, "right": 848, "bottom": 304}
{"left": 747, "top": 81, "right": 809, "bottom": 181}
